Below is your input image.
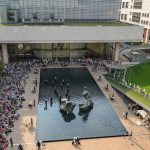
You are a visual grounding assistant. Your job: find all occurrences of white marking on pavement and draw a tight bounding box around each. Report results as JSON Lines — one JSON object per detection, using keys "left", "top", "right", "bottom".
{"left": 20, "top": 109, "right": 29, "bottom": 111}
{"left": 13, "top": 142, "right": 35, "bottom": 146}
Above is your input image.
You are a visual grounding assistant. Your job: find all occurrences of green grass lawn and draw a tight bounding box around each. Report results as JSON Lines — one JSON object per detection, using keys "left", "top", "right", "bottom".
{"left": 126, "top": 60, "right": 150, "bottom": 93}
{"left": 107, "top": 60, "right": 150, "bottom": 111}
{"left": 107, "top": 79, "right": 150, "bottom": 112}
{"left": 65, "top": 21, "right": 129, "bottom": 26}
{"left": 106, "top": 60, "right": 150, "bottom": 111}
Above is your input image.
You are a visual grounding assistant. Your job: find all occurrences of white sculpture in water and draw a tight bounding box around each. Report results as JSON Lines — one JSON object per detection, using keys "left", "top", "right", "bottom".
{"left": 79, "top": 87, "right": 93, "bottom": 112}
{"left": 60, "top": 98, "right": 76, "bottom": 114}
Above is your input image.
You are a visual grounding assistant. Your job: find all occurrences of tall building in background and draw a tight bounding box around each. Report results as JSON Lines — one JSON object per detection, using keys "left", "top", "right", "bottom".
{"left": 0, "top": 0, "right": 121, "bottom": 24}
{"left": 120, "top": 0, "right": 150, "bottom": 43}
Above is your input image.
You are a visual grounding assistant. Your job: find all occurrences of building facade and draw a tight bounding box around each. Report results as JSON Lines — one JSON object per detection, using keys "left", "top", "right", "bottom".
{"left": 120, "top": 0, "right": 150, "bottom": 43}
{"left": 0, "top": 25, "right": 144, "bottom": 64}
{"left": 0, "top": 0, "right": 144, "bottom": 64}
{"left": 0, "top": 0, "right": 121, "bottom": 24}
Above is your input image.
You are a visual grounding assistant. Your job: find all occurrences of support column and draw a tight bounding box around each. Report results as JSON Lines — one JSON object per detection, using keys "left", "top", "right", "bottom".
{"left": 2, "top": 44, "right": 9, "bottom": 64}
{"left": 114, "top": 42, "right": 120, "bottom": 62}
{"left": 143, "top": 28, "right": 149, "bottom": 43}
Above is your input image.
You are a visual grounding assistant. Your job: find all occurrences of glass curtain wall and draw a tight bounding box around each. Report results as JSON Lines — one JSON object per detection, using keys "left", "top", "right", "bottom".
{"left": 4, "top": 0, "right": 121, "bottom": 21}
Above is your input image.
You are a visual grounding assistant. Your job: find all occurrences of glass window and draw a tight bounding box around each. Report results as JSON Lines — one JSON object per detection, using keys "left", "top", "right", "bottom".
{"left": 126, "top": 2, "right": 129, "bottom": 8}
{"left": 133, "top": 0, "right": 143, "bottom": 9}
{"left": 124, "top": 14, "right": 127, "bottom": 20}
{"left": 122, "top": 2, "right": 125, "bottom": 8}
{"left": 147, "top": 14, "right": 149, "bottom": 18}
{"left": 1, "top": 0, "right": 122, "bottom": 22}
{"left": 132, "top": 12, "right": 141, "bottom": 23}
{"left": 121, "top": 14, "right": 124, "bottom": 20}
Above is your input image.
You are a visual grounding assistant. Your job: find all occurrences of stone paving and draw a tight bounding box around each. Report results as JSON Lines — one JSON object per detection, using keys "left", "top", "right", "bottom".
{"left": 6, "top": 64, "right": 150, "bottom": 150}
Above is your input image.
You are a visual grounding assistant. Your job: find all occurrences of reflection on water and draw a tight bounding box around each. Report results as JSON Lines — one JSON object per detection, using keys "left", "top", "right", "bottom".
{"left": 61, "top": 112, "right": 76, "bottom": 122}
{"left": 78, "top": 109, "right": 92, "bottom": 123}
{"left": 36, "top": 68, "right": 127, "bottom": 141}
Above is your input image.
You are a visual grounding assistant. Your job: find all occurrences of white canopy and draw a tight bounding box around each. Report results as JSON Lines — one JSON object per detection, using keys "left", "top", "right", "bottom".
{"left": 137, "top": 110, "right": 147, "bottom": 118}
{"left": 130, "top": 51, "right": 140, "bottom": 55}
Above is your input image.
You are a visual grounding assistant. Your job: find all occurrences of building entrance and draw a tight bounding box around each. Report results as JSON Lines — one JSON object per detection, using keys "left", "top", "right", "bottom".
{"left": 7, "top": 43, "right": 109, "bottom": 62}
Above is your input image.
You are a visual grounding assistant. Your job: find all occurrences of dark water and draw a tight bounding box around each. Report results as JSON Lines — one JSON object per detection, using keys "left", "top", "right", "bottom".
{"left": 36, "top": 67, "right": 127, "bottom": 141}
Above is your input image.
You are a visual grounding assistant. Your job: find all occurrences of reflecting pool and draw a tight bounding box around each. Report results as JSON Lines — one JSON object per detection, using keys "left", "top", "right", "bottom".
{"left": 36, "top": 67, "right": 127, "bottom": 141}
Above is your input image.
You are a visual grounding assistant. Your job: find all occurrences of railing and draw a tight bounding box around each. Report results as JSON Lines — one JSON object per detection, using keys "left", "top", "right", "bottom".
{"left": 106, "top": 74, "right": 150, "bottom": 100}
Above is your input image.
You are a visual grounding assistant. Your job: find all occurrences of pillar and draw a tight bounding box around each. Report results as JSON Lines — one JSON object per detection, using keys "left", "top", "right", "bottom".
{"left": 114, "top": 42, "right": 120, "bottom": 62}
{"left": 2, "top": 44, "right": 9, "bottom": 64}
{"left": 143, "top": 28, "right": 149, "bottom": 43}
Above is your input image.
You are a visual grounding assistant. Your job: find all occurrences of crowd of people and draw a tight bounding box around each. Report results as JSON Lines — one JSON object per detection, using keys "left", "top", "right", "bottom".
{"left": 0, "top": 59, "right": 41, "bottom": 149}
{"left": 42, "top": 57, "right": 108, "bottom": 71}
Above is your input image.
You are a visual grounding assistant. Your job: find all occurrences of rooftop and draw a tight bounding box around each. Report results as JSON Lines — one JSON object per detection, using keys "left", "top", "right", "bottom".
{"left": 0, "top": 21, "right": 130, "bottom": 27}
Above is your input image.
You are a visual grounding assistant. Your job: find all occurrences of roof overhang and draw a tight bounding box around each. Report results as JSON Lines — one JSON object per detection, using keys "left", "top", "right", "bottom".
{"left": 0, "top": 25, "right": 143, "bottom": 43}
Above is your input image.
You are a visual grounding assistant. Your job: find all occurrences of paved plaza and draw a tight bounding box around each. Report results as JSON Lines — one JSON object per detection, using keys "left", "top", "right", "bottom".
{"left": 7, "top": 64, "right": 150, "bottom": 150}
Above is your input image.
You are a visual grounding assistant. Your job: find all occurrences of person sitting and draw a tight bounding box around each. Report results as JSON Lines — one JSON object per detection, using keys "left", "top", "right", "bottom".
{"left": 72, "top": 136, "right": 80, "bottom": 146}
{"left": 34, "top": 68, "right": 38, "bottom": 74}
{"left": 20, "top": 96, "right": 25, "bottom": 101}
{"left": 72, "top": 137, "right": 77, "bottom": 145}
{"left": 143, "top": 118, "right": 150, "bottom": 127}
{"left": 18, "top": 144, "right": 23, "bottom": 150}
{"left": 110, "top": 93, "right": 115, "bottom": 101}
{"left": 31, "top": 86, "right": 36, "bottom": 93}
{"left": 98, "top": 75, "right": 101, "bottom": 81}
{"left": 105, "top": 84, "right": 108, "bottom": 91}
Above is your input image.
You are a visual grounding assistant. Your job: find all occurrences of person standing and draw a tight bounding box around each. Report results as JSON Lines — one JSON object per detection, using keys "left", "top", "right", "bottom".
{"left": 66, "top": 83, "right": 69, "bottom": 89}
{"left": 76, "top": 136, "right": 80, "bottom": 145}
{"left": 59, "top": 96, "right": 62, "bottom": 105}
{"left": 129, "top": 131, "right": 132, "bottom": 136}
{"left": 37, "top": 141, "right": 41, "bottom": 150}
{"left": 33, "top": 99, "right": 35, "bottom": 107}
{"left": 10, "top": 137, "right": 13, "bottom": 148}
{"left": 62, "top": 79, "right": 65, "bottom": 85}
{"left": 35, "top": 78, "right": 38, "bottom": 87}
{"left": 72, "top": 137, "right": 77, "bottom": 145}
{"left": 60, "top": 83, "right": 63, "bottom": 89}
{"left": 54, "top": 76, "right": 57, "bottom": 82}
{"left": 50, "top": 97, "right": 53, "bottom": 106}
{"left": 125, "top": 112, "right": 128, "bottom": 119}
{"left": 31, "top": 118, "right": 33, "bottom": 126}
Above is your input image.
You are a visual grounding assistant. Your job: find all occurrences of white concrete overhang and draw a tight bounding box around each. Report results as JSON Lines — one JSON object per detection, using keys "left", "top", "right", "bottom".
{"left": 0, "top": 25, "right": 143, "bottom": 43}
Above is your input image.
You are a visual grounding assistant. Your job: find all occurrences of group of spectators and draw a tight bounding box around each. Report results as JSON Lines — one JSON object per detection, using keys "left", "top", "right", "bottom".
{"left": 0, "top": 59, "right": 41, "bottom": 149}
{"left": 42, "top": 57, "right": 108, "bottom": 71}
